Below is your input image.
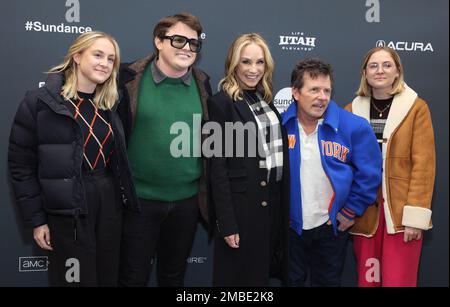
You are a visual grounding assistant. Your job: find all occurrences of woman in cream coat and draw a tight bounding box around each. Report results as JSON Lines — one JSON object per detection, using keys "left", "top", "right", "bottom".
{"left": 346, "top": 47, "right": 436, "bottom": 287}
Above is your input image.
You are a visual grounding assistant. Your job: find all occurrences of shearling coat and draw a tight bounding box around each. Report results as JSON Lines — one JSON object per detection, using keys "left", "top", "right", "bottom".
{"left": 346, "top": 84, "right": 435, "bottom": 236}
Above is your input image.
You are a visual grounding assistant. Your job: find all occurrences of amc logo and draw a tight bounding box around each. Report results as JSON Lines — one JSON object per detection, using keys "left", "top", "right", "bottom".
{"left": 19, "top": 256, "right": 49, "bottom": 272}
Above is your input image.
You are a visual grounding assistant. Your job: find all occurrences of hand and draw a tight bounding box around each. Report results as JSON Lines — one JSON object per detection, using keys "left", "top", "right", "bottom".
{"left": 224, "top": 233, "right": 240, "bottom": 249}
{"left": 336, "top": 212, "right": 355, "bottom": 232}
{"left": 404, "top": 226, "right": 423, "bottom": 243}
{"left": 33, "top": 224, "right": 53, "bottom": 251}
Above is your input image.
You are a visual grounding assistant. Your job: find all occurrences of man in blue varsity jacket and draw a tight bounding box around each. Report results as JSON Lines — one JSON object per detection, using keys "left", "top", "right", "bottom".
{"left": 281, "top": 58, "right": 382, "bottom": 286}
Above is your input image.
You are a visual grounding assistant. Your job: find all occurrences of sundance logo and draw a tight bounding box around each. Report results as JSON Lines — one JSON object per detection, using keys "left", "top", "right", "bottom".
{"left": 19, "top": 256, "right": 48, "bottom": 272}
{"left": 279, "top": 32, "right": 317, "bottom": 51}
{"left": 273, "top": 87, "right": 294, "bottom": 114}
{"left": 24, "top": 0, "right": 93, "bottom": 34}
{"left": 376, "top": 40, "right": 434, "bottom": 52}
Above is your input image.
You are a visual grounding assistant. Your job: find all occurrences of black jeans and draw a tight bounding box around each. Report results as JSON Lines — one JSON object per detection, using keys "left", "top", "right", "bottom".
{"left": 119, "top": 194, "right": 199, "bottom": 287}
{"left": 47, "top": 168, "right": 122, "bottom": 287}
{"left": 288, "top": 222, "right": 349, "bottom": 287}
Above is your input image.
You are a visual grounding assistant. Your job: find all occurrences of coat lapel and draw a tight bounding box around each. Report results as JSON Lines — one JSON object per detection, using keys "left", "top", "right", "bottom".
{"left": 351, "top": 96, "right": 371, "bottom": 122}
{"left": 234, "top": 99, "right": 257, "bottom": 124}
{"left": 383, "top": 84, "right": 417, "bottom": 141}
{"left": 351, "top": 83, "right": 418, "bottom": 142}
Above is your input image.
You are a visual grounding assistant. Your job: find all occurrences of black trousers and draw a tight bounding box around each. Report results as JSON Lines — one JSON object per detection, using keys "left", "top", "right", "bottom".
{"left": 288, "top": 223, "right": 349, "bottom": 287}
{"left": 119, "top": 194, "right": 199, "bottom": 287}
{"left": 47, "top": 169, "right": 122, "bottom": 286}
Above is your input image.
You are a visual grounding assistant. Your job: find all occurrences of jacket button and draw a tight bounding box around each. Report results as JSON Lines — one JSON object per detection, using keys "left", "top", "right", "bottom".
{"left": 261, "top": 201, "right": 268, "bottom": 207}
{"left": 260, "top": 180, "right": 267, "bottom": 187}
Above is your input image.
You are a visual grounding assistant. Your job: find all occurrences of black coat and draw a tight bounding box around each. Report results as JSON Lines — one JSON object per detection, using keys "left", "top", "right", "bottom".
{"left": 208, "top": 91, "right": 290, "bottom": 286}
{"left": 8, "top": 72, "right": 139, "bottom": 228}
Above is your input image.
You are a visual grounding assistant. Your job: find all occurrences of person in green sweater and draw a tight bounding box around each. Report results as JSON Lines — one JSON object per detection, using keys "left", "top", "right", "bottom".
{"left": 118, "top": 12, "right": 212, "bottom": 286}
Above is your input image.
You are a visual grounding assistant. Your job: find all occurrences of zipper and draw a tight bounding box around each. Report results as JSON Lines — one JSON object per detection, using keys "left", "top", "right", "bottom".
{"left": 73, "top": 209, "right": 79, "bottom": 242}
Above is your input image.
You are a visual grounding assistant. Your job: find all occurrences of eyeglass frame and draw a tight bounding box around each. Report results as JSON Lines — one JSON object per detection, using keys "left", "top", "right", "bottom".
{"left": 160, "top": 35, "right": 202, "bottom": 53}
{"left": 366, "top": 61, "right": 396, "bottom": 72}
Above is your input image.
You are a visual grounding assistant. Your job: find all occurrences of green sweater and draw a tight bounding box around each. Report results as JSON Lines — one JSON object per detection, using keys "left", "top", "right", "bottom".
{"left": 127, "top": 64, "right": 202, "bottom": 201}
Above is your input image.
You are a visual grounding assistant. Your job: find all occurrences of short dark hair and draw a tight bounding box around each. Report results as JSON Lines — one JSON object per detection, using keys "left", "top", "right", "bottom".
{"left": 153, "top": 12, "right": 203, "bottom": 55}
{"left": 291, "top": 58, "right": 334, "bottom": 90}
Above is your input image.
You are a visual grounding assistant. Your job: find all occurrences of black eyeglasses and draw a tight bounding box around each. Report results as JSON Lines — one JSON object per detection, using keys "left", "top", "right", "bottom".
{"left": 161, "top": 35, "right": 202, "bottom": 53}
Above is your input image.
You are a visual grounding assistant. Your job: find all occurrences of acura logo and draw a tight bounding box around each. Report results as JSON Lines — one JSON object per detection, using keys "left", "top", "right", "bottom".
{"left": 376, "top": 40, "right": 386, "bottom": 47}
{"left": 375, "top": 40, "right": 434, "bottom": 52}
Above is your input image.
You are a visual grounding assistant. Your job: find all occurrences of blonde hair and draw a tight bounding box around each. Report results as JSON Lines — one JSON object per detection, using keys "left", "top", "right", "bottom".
{"left": 356, "top": 46, "right": 405, "bottom": 97}
{"left": 219, "top": 33, "right": 274, "bottom": 102}
{"left": 49, "top": 31, "right": 120, "bottom": 110}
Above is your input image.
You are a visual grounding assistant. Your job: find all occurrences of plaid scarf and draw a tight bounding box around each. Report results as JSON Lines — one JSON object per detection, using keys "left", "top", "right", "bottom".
{"left": 243, "top": 90, "right": 283, "bottom": 182}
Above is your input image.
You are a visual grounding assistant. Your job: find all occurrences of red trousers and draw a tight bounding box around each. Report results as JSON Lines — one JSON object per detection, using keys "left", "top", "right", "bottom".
{"left": 352, "top": 203, "right": 423, "bottom": 287}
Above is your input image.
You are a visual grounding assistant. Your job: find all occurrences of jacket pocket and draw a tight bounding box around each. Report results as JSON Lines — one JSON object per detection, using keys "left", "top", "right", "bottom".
{"left": 389, "top": 156, "right": 411, "bottom": 180}
{"left": 388, "top": 176, "right": 409, "bottom": 219}
{"left": 228, "top": 168, "right": 247, "bottom": 193}
{"left": 38, "top": 143, "right": 76, "bottom": 178}
{"left": 40, "top": 178, "right": 78, "bottom": 212}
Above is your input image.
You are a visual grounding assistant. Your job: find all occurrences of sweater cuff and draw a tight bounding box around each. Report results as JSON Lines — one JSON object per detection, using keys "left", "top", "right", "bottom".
{"left": 339, "top": 207, "right": 356, "bottom": 220}
{"left": 402, "top": 205, "right": 432, "bottom": 230}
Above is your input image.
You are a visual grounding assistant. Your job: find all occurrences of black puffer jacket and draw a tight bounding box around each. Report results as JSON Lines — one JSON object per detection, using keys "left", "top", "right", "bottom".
{"left": 8, "top": 72, "right": 139, "bottom": 228}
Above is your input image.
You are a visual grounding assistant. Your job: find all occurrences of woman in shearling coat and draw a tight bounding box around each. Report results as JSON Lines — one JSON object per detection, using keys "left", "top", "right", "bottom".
{"left": 346, "top": 47, "right": 436, "bottom": 287}
{"left": 208, "top": 33, "right": 289, "bottom": 286}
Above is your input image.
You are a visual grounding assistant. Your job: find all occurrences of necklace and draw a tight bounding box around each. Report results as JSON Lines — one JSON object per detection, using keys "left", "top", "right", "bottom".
{"left": 371, "top": 100, "right": 392, "bottom": 117}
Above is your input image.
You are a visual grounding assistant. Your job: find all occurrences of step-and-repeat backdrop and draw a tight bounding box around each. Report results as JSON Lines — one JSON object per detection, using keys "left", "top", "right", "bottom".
{"left": 0, "top": 0, "right": 448, "bottom": 286}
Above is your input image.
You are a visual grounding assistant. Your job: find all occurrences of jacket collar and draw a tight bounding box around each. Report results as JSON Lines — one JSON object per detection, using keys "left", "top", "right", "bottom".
{"left": 282, "top": 99, "right": 340, "bottom": 132}
{"left": 121, "top": 53, "right": 209, "bottom": 84}
{"left": 151, "top": 60, "right": 192, "bottom": 86}
{"left": 351, "top": 83, "right": 418, "bottom": 139}
{"left": 322, "top": 100, "right": 340, "bottom": 132}
{"left": 38, "top": 71, "right": 121, "bottom": 114}
{"left": 43, "top": 72, "right": 65, "bottom": 102}
{"left": 37, "top": 72, "right": 71, "bottom": 115}
{"left": 281, "top": 99, "right": 298, "bottom": 125}
{"left": 119, "top": 53, "right": 153, "bottom": 85}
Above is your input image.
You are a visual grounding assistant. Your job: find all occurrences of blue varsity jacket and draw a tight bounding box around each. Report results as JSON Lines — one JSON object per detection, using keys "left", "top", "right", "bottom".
{"left": 281, "top": 100, "right": 382, "bottom": 235}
